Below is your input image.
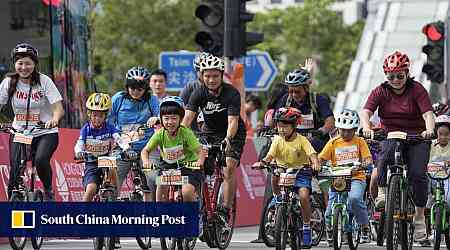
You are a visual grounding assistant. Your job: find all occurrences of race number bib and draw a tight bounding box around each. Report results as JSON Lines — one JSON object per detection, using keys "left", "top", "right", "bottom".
{"left": 85, "top": 138, "right": 111, "bottom": 156}
{"left": 297, "top": 113, "right": 314, "bottom": 130}
{"left": 335, "top": 145, "right": 359, "bottom": 165}
{"left": 162, "top": 145, "right": 185, "bottom": 164}
{"left": 13, "top": 133, "right": 33, "bottom": 145}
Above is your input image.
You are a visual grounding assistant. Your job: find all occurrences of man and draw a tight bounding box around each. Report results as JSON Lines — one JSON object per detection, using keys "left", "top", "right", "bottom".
{"left": 244, "top": 94, "right": 262, "bottom": 137}
{"left": 149, "top": 69, "right": 168, "bottom": 101}
{"left": 182, "top": 55, "right": 246, "bottom": 223}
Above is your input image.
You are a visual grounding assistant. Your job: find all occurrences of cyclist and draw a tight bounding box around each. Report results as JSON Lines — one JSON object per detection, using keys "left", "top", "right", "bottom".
{"left": 319, "top": 109, "right": 372, "bottom": 244}
{"left": 182, "top": 54, "right": 246, "bottom": 223}
{"left": 149, "top": 69, "right": 168, "bottom": 101}
{"left": 74, "top": 93, "right": 135, "bottom": 202}
{"left": 360, "top": 51, "right": 435, "bottom": 242}
{"left": 109, "top": 66, "right": 160, "bottom": 201}
{"left": 0, "top": 43, "right": 64, "bottom": 201}
{"left": 253, "top": 107, "right": 321, "bottom": 248}
{"left": 141, "top": 96, "right": 206, "bottom": 202}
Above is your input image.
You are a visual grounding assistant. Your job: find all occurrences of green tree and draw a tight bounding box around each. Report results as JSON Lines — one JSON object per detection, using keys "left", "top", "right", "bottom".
{"left": 93, "top": 0, "right": 198, "bottom": 93}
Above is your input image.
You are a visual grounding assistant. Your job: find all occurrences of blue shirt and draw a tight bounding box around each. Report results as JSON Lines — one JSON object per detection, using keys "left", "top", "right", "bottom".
{"left": 108, "top": 91, "right": 160, "bottom": 151}
{"left": 75, "top": 121, "right": 120, "bottom": 156}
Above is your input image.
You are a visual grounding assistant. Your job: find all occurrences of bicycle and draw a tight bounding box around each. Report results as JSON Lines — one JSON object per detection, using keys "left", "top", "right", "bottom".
{"left": 197, "top": 135, "right": 236, "bottom": 250}
{"left": 75, "top": 151, "right": 120, "bottom": 250}
{"left": 2, "top": 123, "right": 50, "bottom": 250}
{"left": 155, "top": 161, "right": 201, "bottom": 250}
{"left": 427, "top": 161, "right": 450, "bottom": 250}
{"left": 318, "top": 163, "right": 364, "bottom": 250}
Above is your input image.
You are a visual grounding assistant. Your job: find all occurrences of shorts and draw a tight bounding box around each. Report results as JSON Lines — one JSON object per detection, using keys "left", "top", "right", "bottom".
{"left": 292, "top": 168, "right": 313, "bottom": 193}
{"left": 201, "top": 134, "right": 246, "bottom": 175}
{"left": 117, "top": 159, "right": 153, "bottom": 192}
{"left": 82, "top": 163, "right": 103, "bottom": 190}
{"left": 158, "top": 162, "right": 205, "bottom": 193}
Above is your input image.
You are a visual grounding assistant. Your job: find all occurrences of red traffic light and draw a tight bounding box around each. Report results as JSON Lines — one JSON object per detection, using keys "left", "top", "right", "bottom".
{"left": 422, "top": 22, "right": 444, "bottom": 41}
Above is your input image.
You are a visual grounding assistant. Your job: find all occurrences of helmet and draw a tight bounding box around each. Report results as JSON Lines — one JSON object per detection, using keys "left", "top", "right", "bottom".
{"left": 383, "top": 51, "right": 410, "bottom": 74}
{"left": 199, "top": 55, "right": 225, "bottom": 72}
{"left": 274, "top": 107, "right": 302, "bottom": 125}
{"left": 436, "top": 115, "right": 450, "bottom": 128}
{"left": 86, "top": 93, "right": 111, "bottom": 111}
{"left": 193, "top": 52, "right": 211, "bottom": 71}
{"left": 160, "top": 96, "right": 185, "bottom": 118}
{"left": 335, "top": 109, "right": 360, "bottom": 129}
{"left": 11, "top": 43, "right": 39, "bottom": 63}
{"left": 197, "top": 111, "right": 205, "bottom": 123}
{"left": 433, "top": 102, "right": 449, "bottom": 116}
{"left": 126, "top": 66, "right": 150, "bottom": 88}
{"left": 284, "top": 69, "right": 311, "bottom": 87}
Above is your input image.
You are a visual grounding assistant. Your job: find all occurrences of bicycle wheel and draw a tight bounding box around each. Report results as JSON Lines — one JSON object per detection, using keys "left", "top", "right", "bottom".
{"left": 182, "top": 237, "right": 197, "bottom": 250}
{"left": 104, "top": 191, "right": 115, "bottom": 250}
{"left": 131, "top": 193, "right": 152, "bottom": 250}
{"left": 311, "top": 205, "right": 325, "bottom": 246}
{"left": 332, "top": 207, "right": 343, "bottom": 250}
{"left": 93, "top": 237, "right": 105, "bottom": 250}
{"left": 31, "top": 190, "right": 44, "bottom": 250}
{"left": 400, "top": 194, "right": 415, "bottom": 250}
{"left": 376, "top": 211, "right": 385, "bottom": 246}
{"left": 386, "top": 174, "right": 401, "bottom": 250}
{"left": 261, "top": 195, "right": 276, "bottom": 247}
{"left": 9, "top": 192, "right": 27, "bottom": 250}
{"left": 348, "top": 216, "right": 360, "bottom": 250}
{"left": 105, "top": 237, "right": 115, "bottom": 250}
{"left": 275, "top": 204, "right": 288, "bottom": 250}
{"left": 215, "top": 182, "right": 236, "bottom": 249}
{"left": 289, "top": 211, "right": 301, "bottom": 250}
{"left": 434, "top": 205, "right": 443, "bottom": 250}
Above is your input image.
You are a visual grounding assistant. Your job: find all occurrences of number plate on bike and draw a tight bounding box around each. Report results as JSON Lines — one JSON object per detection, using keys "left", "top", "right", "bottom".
{"left": 158, "top": 169, "right": 188, "bottom": 185}
{"left": 13, "top": 133, "right": 33, "bottom": 145}
{"left": 279, "top": 173, "right": 296, "bottom": 186}
{"left": 98, "top": 156, "right": 117, "bottom": 168}
{"left": 427, "top": 162, "right": 449, "bottom": 179}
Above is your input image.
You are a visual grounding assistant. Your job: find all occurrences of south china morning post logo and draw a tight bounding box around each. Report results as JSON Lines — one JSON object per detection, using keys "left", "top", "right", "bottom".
{"left": 11, "top": 210, "right": 35, "bottom": 229}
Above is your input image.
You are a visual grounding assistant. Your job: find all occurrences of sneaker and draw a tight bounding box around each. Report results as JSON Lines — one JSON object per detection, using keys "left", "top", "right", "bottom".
{"left": 375, "top": 189, "right": 385, "bottom": 209}
{"left": 326, "top": 226, "right": 333, "bottom": 247}
{"left": 302, "top": 228, "right": 312, "bottom": 249}
{"left": 360, "top": 227, "right": 371, "bottom": 244}
{"left": 217, "top": 206, "right": 230, "bottom": 225}
{"left": 114, "top": 237, "right": 121, "bottom": 249}
{"left": 43, "top": 189, "right": 54, "bottom": 201}
{"left": 414, "top": 217, "right": 427, "bottom": 242}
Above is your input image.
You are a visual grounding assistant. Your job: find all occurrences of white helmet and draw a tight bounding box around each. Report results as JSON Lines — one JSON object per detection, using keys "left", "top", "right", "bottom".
{"left": 436, "top": 115, "right": 450, "bottom": 127}
{"left": 335, "top": 109, "right": 360, "bottom": 129}
{"left": 199, "top": 55, "right": 225, "bottom": 72}
{"left": 197, "top": 111, "right": 205, "bottom": 123}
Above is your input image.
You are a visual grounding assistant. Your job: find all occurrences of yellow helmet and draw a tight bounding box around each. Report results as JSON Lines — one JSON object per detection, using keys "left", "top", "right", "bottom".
{"left": 86, "top": 93, "right": 111, "bottom": 111}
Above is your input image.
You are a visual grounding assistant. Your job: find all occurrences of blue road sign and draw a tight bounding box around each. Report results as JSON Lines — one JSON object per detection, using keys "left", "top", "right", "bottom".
{"left": 159, "top": 51, "right": 278, "bottom": 92}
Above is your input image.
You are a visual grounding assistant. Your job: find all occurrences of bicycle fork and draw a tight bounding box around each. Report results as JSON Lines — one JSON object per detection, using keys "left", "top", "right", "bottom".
{"left": 431, "top": 183, "right": 448, "bottom": 231}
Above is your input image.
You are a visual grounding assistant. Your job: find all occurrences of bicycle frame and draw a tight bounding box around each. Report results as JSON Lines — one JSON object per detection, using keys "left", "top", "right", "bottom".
{"left": 430, "top": 180, "right": 448, "bottom": 229}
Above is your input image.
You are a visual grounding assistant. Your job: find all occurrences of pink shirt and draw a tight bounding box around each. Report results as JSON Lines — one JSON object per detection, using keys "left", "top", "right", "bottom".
{"left": 363, "top": 80, "right": 432, "bottom": 134}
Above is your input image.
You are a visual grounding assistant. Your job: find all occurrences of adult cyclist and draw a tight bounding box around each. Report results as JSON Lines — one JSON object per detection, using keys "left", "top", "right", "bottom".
{"left": 360, "top": 51, "right": 435, "bottom": 242}
{"left": 182, "top": 55, "right": 246, "bottom": 222}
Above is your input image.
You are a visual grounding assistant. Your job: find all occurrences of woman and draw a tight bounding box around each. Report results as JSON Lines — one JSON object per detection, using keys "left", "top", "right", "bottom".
{"left": 361, "top": 51, "right": 435, "bottom": 243}
{"left": 0, "top": 43, "right": 64, "bottom": 201}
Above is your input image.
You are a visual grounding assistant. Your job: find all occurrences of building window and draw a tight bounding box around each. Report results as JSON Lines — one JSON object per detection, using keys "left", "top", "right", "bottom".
{"left": 271, "top": 0, "right": 282, "bottom": 3}
{"left": 294, "top": 0, "right": 304, "bottom": 2}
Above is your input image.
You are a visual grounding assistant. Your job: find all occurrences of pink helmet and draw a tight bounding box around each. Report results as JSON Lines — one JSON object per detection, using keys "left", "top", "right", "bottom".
{"left": 383, "top": 51, "right": 410, "bottom": 73}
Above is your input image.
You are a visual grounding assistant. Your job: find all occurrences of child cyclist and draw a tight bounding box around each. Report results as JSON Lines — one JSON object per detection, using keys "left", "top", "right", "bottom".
{"left": 74, "top": 93, "right": 134, "bottom": 202}
{"left": 319, "top": 109, "right": 372, "bottom": 244}
{"left": 253, "top": 107, "right": 321, "bottom": 248}
{"left": 141, "top": 96, "right": 206, "bottom": 202}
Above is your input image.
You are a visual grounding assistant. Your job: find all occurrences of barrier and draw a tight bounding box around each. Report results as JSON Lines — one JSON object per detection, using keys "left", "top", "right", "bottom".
{"left": 0, "top": 128, "right": 265, "bottom": 243}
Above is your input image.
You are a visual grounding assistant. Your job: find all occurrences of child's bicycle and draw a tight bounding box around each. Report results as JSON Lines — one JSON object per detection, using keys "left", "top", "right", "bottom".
{"left": 427, "top": 161, "right": 450, "bottom": 250}
{"left": 1, "top": 123, "right": 51, "bottom": 250}
{"left": 75, "top": 151, "right": 120, "bottom": 250}
{"left": 318, "top": 163, "right": 364, "bottom": 250}
{"left": 155, "top": 161, "right": 201, "bottom": 250}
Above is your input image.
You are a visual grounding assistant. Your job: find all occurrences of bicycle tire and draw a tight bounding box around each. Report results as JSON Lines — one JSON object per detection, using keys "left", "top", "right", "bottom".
{"left": 261, "top": 195, "right": 276, "bottom": 247}
{"left": 445, "top": 230, "right": 450, "bottom": 249}
{"left": 31, "top": 190, "right": 44, "bottom": 250}
{"left": 376, "top": 211, "right": 385, "bottom": 246}
{"left": 434, "top": 205, "right": 443, "bottom": 250}
{"left": 275, "top": 204, "right": 288, "bottom": 250}
{"left": 214, "top": 182, "right": 236, "bottom": 249}
{"left": 311, "top": 205, "right": 325, "bottom": 246}
{"left": 9, "top": 192, "right": 27, "bottom": 250}
{"left": 348, "top": 216, "right": 359, "bottom": 250}
{"left": 289, "top": 211, "right": 300, "bottom": 250}
{"left": 130, "top": 192, "right": 152, "bottom": 250}
{"left": 332, "top": 207, "right": 343, "bottom": 250}
{"left": 400, "top": 192, "right": 415, "bottom": 250}
{"left": 105, "top": 237, "right": 115, "bottom": 250}
{"left": 182, "top": 237, "right": 197, "bottom": 250}
{"left": 93, "top": 237, "right": 105, "bottom": 250}
{"left": 386, "top": 174, "right": 401, "bottom": 250}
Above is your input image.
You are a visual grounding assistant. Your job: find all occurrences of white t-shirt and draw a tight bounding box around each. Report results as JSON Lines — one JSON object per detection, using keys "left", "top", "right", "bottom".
{"left": 0, "top": 74, "right": 63, "bottom": 136}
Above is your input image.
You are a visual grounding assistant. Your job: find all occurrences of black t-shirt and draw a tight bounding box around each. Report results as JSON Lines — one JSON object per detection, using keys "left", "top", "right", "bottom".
{"left": 187, "top": 83, "right": 246, "bottom": 138}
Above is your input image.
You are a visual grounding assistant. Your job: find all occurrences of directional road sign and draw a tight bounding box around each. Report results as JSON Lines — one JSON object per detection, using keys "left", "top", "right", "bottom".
{"left": 159, "top": 51, "right": 278, "bottom": 91}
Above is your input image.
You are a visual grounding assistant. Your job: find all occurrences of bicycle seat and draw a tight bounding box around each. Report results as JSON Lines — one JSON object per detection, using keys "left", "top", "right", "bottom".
{"left": 387, "top": 131, "right": 407, "bottom": 140}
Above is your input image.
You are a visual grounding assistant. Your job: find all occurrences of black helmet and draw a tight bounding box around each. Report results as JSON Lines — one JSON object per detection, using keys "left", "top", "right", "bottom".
{"left": 126, "top": 66, "right": 150, "bottom": 89}
{"left": 11, "top": 43, "right": 39, "bottom": 63}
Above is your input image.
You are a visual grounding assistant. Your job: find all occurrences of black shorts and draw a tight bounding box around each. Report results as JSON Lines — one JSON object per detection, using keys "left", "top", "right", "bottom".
{"left": 201, "top": 134, "right": 246, "bottom": 175}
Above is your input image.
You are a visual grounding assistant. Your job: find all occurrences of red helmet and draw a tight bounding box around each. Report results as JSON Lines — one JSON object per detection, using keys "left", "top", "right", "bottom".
{"left": 274, "top": 107, "right": 302, "bottom": 125}
{"left": 383, "top": 51, "right": 410, "bottom": 73}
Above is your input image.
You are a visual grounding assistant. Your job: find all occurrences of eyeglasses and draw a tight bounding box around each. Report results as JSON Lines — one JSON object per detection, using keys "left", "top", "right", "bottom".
{"left": 386, "top": 73, "right": 406, "bottom": 81}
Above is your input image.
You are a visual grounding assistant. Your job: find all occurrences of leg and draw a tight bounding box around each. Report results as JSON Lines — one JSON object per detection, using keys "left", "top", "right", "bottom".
{"left": 182, "top": 184, "right": 197, "bottom": 202}
{"left": 223, "top": 157, "right": 238, "bottom": 209}
{"left": 299, "top": 187, "right": 311, "bottom": 224}
{"left": 83, "top": 183, "right": 98, "bottom": 202}
{"left": 347, "top": 180, "right": 369, "bottom": 226}
{"left": 33, "top": 133, "right": 58, "bottom": 192}
{"left": 370, "top": 167, "right": 379, "bottom": 199}
{"left": 116, "top": 159, "right": 131, "bottom": 194}
{"left": 8, "top": 137, "right": 23, "bottom": 198}
{"left": 156, "top": 185, "right": 169, "bottom": 202}
{"left": 271, "top": 175, "right": 280, "bottom": 195}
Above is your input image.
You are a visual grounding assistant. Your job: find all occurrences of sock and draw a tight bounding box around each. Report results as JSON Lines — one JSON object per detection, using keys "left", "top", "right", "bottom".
{"left": 303, "top": 223, "right": 311, "bottom": 230}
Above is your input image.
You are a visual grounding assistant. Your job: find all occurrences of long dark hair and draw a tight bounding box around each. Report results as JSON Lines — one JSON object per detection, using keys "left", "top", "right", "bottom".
{"left": 6, "top": 55, "right": 41, "bottom": 99}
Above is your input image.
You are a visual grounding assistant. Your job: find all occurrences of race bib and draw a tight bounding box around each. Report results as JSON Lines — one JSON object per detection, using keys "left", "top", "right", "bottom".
{"left": 297, "top": 113, "right": 314, "bottom": 130}
{"left": 162, "top": 145, "right": 185, "bottom": 164}
{"left": 98, "top": 156, "right": 117, "bottom": 168}
{"left": 335, "top": 145, "right": 359, "bottom": 165}
{"left": 14, "top": 110, "right": 41, "bottom": 125}
{"left": 85, "top": 138, "right": 111, "bottom": 156}
{"left": 13, "top": 133, "right": 33, "bottom": 145}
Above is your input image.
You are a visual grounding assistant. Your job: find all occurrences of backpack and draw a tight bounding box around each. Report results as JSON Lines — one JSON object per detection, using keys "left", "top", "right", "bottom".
{"left": 112, "top": 91, "right": 155, "bottom": 119}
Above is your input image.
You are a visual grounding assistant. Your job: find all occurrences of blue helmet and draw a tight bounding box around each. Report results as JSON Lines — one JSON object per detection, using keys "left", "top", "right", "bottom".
{"left": 160, "top": 96, "right": 185, "bottom": 118}
{"left": 284, "top": 69, "right": 311, "bottom": 87}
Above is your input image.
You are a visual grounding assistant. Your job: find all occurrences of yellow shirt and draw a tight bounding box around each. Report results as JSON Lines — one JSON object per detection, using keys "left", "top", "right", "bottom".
{"left": 319, "top": 136, "right": 372, "bottom": 180}
{"left": 430, "top": 140, "right": 450, "bottom": 162}
{"left": 267, "top": 134, "right": 316, "bottom": 169}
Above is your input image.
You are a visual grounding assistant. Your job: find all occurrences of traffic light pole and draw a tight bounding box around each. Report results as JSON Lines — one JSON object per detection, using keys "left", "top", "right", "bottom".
{"left": 446, "top": 7, "right": 450, "bottom": 103}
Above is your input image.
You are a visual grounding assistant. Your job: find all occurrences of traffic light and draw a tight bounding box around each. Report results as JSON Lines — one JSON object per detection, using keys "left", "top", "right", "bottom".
{"left": 224, "top": 0, "right": 264, "bottom": 58}
{"left": 195, "top": 0, "right": 224, "bottom": 56}
{"left": 422, "top": 21, "right": 445, "bottom": 83}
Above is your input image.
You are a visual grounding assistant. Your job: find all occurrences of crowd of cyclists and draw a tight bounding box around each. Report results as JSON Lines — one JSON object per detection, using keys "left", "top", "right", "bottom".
{"left": 2, "top": 42, "right": 450, "bottom": 250}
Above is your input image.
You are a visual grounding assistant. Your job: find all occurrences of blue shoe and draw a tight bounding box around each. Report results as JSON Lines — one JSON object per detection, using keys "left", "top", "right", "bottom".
{"left": 302, "top": 228, "right": 311, "bottom": 249}
{"left": 268, "top": 195, "right": 280, "bottom": 208}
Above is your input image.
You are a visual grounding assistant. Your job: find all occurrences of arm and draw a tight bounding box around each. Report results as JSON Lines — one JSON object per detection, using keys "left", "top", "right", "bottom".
{"left": 309, "top": 153, "right": 320, "bottom": 171}
{"left": 182, "top": 110, "right": 197, "bottom": 128}
{"left": 422, "top": 110, "right": 435, "bottom": 132}
{"left": 226, "top": 115, "right": 239, "bottom": 140}
{"left": 47, "top": 101, "right": 64, "bottom": 128}
{"left": 321, "top": 116, "right": 335, "bottom": 133}
{"left": 360, "top": 109, "right": 374, "bottom": 131}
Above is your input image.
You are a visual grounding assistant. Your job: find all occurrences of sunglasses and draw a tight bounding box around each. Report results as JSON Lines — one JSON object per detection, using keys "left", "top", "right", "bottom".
{"left": 288, "top": 89, "right": 304, "bottom": 94}
{"left": 386, "top": 73, "right": 406, "bottom": 81}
